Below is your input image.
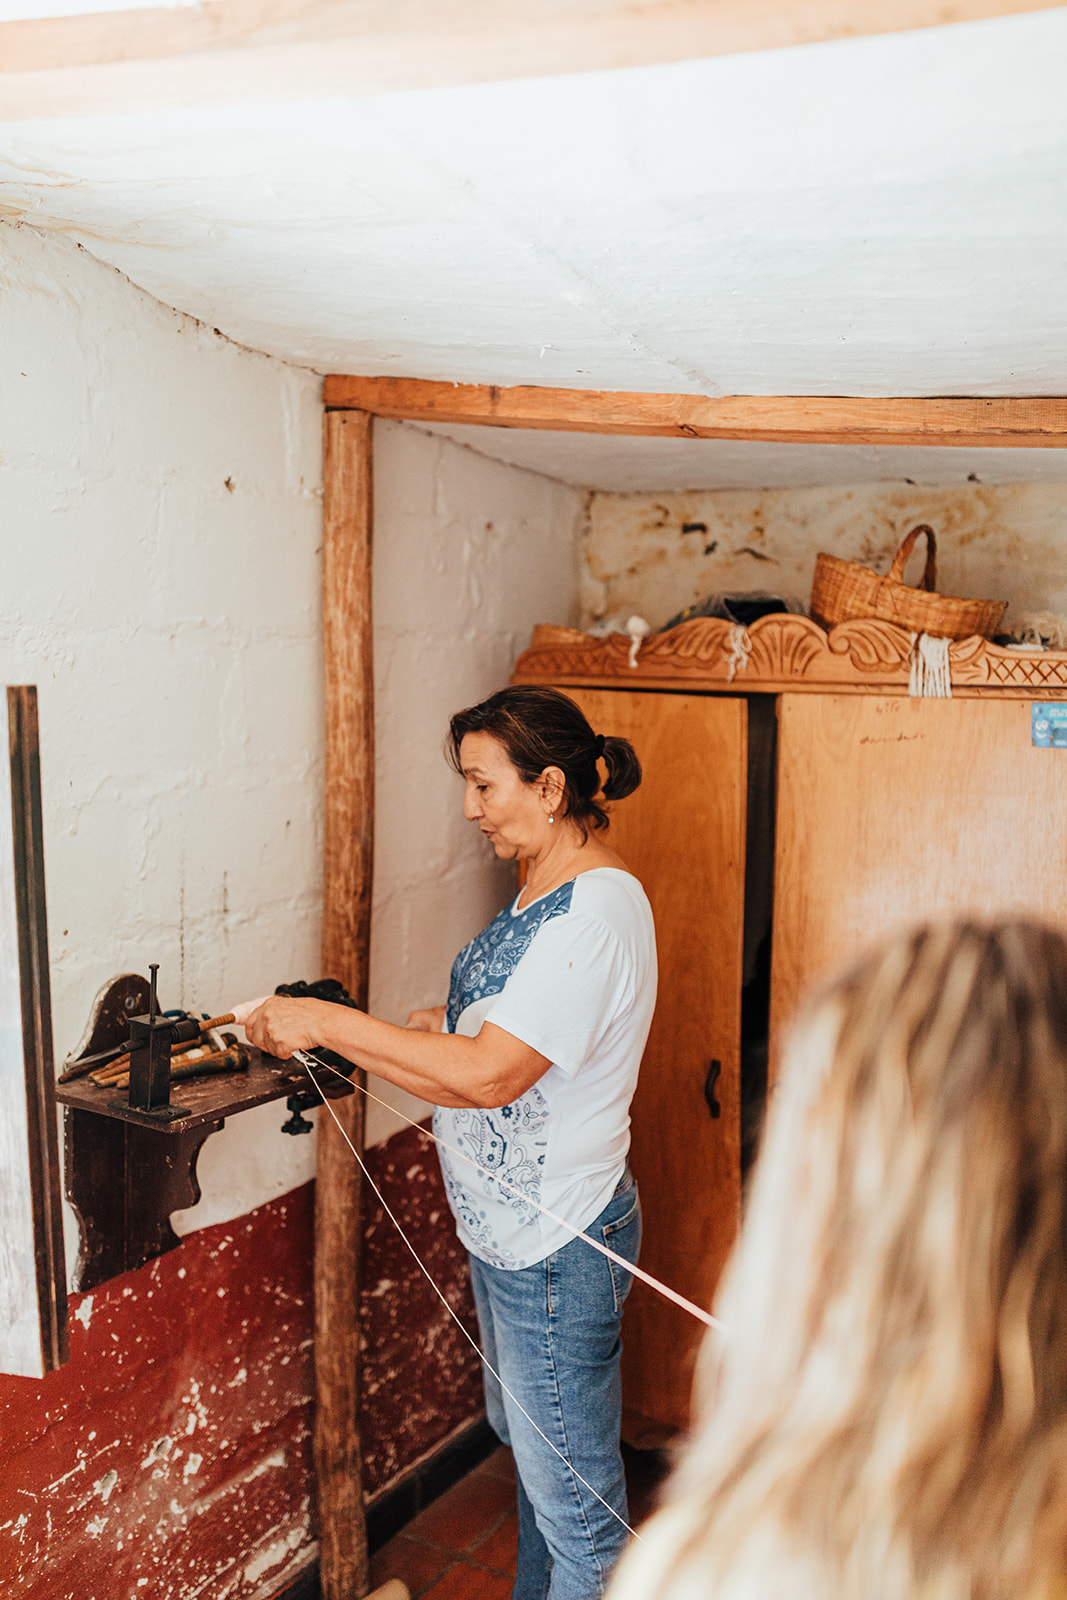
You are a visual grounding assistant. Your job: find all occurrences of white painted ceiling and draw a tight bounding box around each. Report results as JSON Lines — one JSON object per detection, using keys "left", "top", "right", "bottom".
{"left": 2, "top": 6, "right": 1067, "bottom": 489}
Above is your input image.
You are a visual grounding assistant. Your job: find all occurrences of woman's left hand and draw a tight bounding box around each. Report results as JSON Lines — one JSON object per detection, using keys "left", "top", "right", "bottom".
{"left": 245, "top": 996, "right": 338, "bottom": 1060}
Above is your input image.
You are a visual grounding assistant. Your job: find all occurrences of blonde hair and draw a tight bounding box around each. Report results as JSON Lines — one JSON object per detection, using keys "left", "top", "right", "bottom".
{"left": 627, "top": 919, "right": 1067, "bottom": 1600}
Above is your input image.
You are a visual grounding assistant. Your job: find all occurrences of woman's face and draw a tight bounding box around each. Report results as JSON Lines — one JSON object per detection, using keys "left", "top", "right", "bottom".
{"left": 459, "top": 731, "right": 553, "bottom": 859}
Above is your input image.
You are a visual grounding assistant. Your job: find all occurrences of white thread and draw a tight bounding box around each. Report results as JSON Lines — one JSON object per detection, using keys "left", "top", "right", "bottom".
{"left": 231, "top": 995, "right": 271, "bottom": 1025}
{"left": 908, "top": 632, "right": 952, "bottom": 698}
{"left": 725, "top": 624, "right": 752, "bottom": 683}
{"left": 295, "top": 1052, "right": 721, "bottom": 1334}
{"left": 304, "top": 1067, "right": 644, "bottom": 1545}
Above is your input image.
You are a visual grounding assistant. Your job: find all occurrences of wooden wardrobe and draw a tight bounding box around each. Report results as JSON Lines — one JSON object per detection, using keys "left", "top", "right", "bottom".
{"left": 514, "top": 613, "right": 1067, "bottom": 1443}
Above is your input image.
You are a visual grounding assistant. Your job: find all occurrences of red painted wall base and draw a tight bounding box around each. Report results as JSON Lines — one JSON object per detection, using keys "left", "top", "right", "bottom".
{"left": 0, "top": 1121, "right": 482, "bottom": 1598}
{"left": 359, "top": 1120, "right": 484, "bottom": 1495}
{"left": 1, "top": 1186, "right": 317, "bottom": 1600}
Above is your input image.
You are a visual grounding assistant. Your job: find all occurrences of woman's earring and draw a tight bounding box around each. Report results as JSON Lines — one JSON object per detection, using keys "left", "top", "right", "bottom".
{"left": 548, "top": 814, "right": 555, "bottom": 824}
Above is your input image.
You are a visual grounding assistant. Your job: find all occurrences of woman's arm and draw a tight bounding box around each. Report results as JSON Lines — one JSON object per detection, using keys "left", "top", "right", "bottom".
{"left": 245, "top": 995, "right": 549, "bottom": 1110}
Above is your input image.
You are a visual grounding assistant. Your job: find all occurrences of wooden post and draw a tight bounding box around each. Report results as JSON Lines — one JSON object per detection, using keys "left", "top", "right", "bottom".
{"left": 317, "top": 408, "right": 374, "bottom": 1599}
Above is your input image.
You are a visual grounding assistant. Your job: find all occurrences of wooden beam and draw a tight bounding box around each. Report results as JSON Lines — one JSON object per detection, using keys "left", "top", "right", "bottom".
{"left": 323, "top": 377, "right": 1067, "bottom": 449}
{"left": 1, "top": 0, "right": 1060, "bottom": 120}
{"left": 317, "top": 408, "right": 374, "bottom": 1600}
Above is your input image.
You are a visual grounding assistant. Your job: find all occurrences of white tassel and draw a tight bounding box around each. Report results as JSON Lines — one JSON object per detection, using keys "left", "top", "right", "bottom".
{"left": 909, "top": 632, "right": 952, "bottom": 698}
{"left": 725, "top": 624, "right": 752, "bottom": 683}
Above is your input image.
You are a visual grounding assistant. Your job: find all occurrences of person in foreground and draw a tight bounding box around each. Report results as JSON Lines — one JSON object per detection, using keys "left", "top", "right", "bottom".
{"left": 610, "top": 917, "right": 1067, "bottom": 1600}
{"left": 246, "top": 686, "right": 657, "bottom": 1600}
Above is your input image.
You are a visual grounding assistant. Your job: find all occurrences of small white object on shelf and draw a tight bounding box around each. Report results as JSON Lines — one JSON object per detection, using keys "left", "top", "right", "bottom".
{"left": 626, "top": 615, "right": 651, "bottom": 669}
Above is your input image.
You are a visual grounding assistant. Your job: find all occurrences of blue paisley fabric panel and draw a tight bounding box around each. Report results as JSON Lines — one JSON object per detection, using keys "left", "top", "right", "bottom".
{"left": 435, "top": 869, "right": 656, "bottom": 1270}
{"left": 439, "top": 880, "right": 575, "bottom": 1266}
{"left": 437, "top": 1088, "right": 550, "bottom": 1266}
{"left": 446, "top": 879, "right": 575, "bottom": 1032}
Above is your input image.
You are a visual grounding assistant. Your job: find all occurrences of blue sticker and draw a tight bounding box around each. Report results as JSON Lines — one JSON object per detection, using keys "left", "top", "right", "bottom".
{"left": 1032, "top": 703, "right": 1067, "bottom": 749}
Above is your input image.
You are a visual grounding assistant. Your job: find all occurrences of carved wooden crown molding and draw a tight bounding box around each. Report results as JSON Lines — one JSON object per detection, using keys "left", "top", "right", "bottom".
{"left": 513, "top": 616, "right": 1067, "bottom": 698}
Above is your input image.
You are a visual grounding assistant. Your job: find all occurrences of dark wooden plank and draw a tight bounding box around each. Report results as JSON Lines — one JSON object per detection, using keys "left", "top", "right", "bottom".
{"left": 4, "top": 687, "right": 68, "bottom": 1375}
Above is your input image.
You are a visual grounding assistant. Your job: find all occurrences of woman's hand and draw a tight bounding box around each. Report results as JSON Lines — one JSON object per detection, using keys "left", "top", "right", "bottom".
{"left": 245, "top": 996, "right": 339, "bottom": 1060}
{"left": 246, "top": 996, "right": 546, "bottom": 1108}
{"left": 407, "top": 1005, "right": 446, "bottom": 1033}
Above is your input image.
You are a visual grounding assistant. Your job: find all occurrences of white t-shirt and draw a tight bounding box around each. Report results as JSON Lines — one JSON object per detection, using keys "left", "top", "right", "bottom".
{"left": 433, "top": 867, "right": 657, "bottom": 1270}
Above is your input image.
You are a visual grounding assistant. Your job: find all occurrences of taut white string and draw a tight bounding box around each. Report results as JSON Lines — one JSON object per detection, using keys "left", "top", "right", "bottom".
{"left": 301, "top": 1058, "right": 645, "bottom": 1545}
{"left": 294, "top": 1051, "right": 722, "bottom": 1333}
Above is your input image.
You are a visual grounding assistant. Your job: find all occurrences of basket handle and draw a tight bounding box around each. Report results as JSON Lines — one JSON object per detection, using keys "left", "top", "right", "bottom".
{"left": 886, "top": 524, "right": 938, "bottom": 592}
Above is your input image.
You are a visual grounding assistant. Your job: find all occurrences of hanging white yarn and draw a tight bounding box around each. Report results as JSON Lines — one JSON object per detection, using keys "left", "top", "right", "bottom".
{"left": 725, "top": 623, "right": 753, "bottom": 683}
{"left": 909, "top": 632, "right": 952, "bottom": 698}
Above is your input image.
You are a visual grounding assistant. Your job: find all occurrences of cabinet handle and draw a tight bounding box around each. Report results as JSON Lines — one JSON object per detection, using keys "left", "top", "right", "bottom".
{"left": 703, "top": 1060, "right": 722, "bottom": 1120}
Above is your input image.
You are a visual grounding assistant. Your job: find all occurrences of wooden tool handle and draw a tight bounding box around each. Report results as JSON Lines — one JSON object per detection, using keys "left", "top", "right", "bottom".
{"left": 59, "top": 1055, "right": 115, "bottom": 1084}
{"left": 89, "top": 1035, "right": 218, "bottom": 1086}
{"left": 59, "top": 1041, "right": 130, "bottom": 1082}
{"left": 170, "top": 1045, "right": 250, "bottom": 1081}
{"left": 106, "top": 1043, "right": 250, "bottom": 1091}
{"left": 199, "top": 1012, "right": 236, "bottom": 1032}
{"left": 62, "top": 1008, "right": 239, "bottom": 1083}
{"left": 89, "top": 1054, "right": 131, "bottom": 1086}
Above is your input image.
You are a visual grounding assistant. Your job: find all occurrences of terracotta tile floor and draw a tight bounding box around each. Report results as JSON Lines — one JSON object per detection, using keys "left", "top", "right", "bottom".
{"left": 369, "top": 1445, "right": 671, "bottom": 1600}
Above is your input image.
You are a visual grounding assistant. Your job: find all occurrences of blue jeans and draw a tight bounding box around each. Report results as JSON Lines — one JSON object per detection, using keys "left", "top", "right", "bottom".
{"left": 468, "top": 1170, "right": 642, "bottom": 1600}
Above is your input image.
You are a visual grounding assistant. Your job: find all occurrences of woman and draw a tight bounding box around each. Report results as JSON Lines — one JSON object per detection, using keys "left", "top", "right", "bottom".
{"left": 610, "top": 918, "right": 1067, "bottom": 1600}
{"left": 247, "top": 685, "right": 657, "bottom": 1600}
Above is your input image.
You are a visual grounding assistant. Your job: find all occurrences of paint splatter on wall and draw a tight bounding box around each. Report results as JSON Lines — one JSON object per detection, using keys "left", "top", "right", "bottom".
{"left": 581, "top": 482, "right": 1067, "bottom": 633}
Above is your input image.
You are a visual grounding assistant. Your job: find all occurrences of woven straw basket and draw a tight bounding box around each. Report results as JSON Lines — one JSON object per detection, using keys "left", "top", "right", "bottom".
{"left": 809, "top": 525, "right": 1007, "bottom": 641}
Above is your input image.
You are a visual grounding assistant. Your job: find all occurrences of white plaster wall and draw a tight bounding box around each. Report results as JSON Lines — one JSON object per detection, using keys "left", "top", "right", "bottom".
{"left": 0, "top": 221, "right": 324, "bottom": 1267}
{"left": 366, "top": 420, "right": 584, "bottom": 1146}
{"left": 582, "top": 482, "right": 1067, "bottom": 634}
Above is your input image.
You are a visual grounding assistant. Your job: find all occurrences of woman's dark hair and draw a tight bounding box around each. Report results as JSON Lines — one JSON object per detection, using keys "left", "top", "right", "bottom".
{"left": 447, "top": 686, "right": 642, "bottom": 839}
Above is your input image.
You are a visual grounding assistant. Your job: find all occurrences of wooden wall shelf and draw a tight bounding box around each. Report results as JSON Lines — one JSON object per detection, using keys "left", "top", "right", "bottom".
{"left": 56, "top": 973, "right": 334, "bottom": 1292}
{"left": 56, "top": 1049, "right": 312, "bottom": 1132}
{"left": 513, "top": 615, "right": 1067, "bottom": 698}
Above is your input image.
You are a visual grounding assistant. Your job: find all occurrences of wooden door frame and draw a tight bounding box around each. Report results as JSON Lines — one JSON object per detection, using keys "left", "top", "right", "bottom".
{"left": 318, "top": 378, "right": 1064, "bottom": 1595}
{"left": 324, "top": 377, "right": 1067, "bottom": 447}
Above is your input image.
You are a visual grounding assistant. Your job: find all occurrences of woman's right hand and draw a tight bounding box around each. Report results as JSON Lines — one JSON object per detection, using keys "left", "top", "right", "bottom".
{"left": 407, "top": 1004, "right": 446, "bottom": 1033}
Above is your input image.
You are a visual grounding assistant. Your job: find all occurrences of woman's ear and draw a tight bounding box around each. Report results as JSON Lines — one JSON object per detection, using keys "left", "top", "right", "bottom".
{"left": 540, "top": 766, "right": 566, "bottom": 814}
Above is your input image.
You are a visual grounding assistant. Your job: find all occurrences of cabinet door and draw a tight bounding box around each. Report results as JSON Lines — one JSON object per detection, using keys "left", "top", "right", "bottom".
{"left": 564, "top": 688, "right": 747, "bottom": 1441}
{"left": 772, "top": 693, "right": 1067, "bottom": 1061}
